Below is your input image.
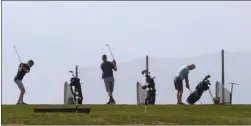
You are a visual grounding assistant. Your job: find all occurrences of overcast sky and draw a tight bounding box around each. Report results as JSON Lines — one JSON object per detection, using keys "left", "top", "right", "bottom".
{"left": 2, "top": 1, "right": 251, "bottom": 104}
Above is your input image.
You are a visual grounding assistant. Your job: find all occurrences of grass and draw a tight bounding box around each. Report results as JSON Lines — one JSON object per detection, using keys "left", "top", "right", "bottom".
{"left": 2, "top": 104, "right": 251, "bottom": 125}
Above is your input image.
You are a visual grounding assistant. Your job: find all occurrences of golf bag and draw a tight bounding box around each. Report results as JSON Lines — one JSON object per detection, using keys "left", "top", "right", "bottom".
{"left": 70, "top": 77, "right": 83, "bottom": 104}
{"left": 141, "top": 70, "right": 156, "bottom": 105}
{"left": 187, "top": 75, "right": 211, "bottom": 104}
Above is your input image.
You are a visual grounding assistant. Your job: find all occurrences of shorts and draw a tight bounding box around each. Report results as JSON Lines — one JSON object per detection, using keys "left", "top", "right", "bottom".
{"left": 174, "top": 77, "right": 183, "bottom": 90}
{"left": 14, "top": 79, "right": 25, "bottom": 90}
{"left": 104, "top": 77, "right": 114, "bottom": 93}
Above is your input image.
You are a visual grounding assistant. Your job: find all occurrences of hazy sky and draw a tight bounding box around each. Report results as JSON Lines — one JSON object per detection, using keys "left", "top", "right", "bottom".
{"left": 2, "top": 1, "right": 251, "bottom": 104}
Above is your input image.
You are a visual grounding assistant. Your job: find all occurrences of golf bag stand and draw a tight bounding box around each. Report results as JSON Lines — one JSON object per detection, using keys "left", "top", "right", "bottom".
{"left": 187, "top": 75, "right": 211, "bottom": 104}
{"left": 141, "top": 70, "right": 156, "bottom": 105}
{"left": 70, "top": 77, "right": 83, "bottom": 104}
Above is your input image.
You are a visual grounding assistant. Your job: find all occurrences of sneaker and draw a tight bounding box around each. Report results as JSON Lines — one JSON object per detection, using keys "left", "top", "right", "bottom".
{"left": 177, "top": 102, "right": 185, "bottom": 105}
{"left": 16, "top": 102, "right": 28, "bottom": 105}
{"left": 110, "top": 100, "right": 116, "bottom": 104}
{"left": 21, "top": 102, "right": 28, "bottom": 105}
{"left": 106, "top": 99, "right": 113, "bottom": 104}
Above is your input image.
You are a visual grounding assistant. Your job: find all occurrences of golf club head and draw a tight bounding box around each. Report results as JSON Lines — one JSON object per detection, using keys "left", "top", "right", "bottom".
{"left": 69, "top": 71, "right": 75, "bottom": 77}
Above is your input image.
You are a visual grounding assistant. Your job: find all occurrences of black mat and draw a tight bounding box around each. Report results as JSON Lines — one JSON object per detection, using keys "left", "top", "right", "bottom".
{"left": 34, "top": 107, "right": 90, "bottom": 113}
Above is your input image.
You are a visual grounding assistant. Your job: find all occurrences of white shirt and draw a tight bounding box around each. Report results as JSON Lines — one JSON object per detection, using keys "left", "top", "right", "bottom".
{"left": 175, "top": 65, "right": 189, "bottom": 80}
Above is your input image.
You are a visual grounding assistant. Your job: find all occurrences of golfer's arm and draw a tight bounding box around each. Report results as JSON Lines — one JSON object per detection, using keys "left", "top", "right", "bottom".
{"left": 21, "top": 66, "right": 30, "bottom": 73}
{"left": 185, "top": 76, "right": 189, "bottom": 85}
{"left": 113, "top": 64, "right": 117, "bottom": 71}
{"left": 101, "top": 65, "right": 103, "bottom": 71}
{"left": 18, "top": 67, "right": 22, "bottom": 72}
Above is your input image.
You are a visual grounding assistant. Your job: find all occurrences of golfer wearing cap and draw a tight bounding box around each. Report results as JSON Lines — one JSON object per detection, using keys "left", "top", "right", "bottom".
{"left": 174, "top": 64, "right": 195, "bottom": 105}
{"left": 101, "top": 54, "right": 117, "bottom": 104}
{"left": 14, "top": 60, "right": 34, "bottom": 105}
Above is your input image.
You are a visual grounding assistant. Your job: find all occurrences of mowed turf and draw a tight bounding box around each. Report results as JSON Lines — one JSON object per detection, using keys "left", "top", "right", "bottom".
{"left": 2, "top": 104, "right": 251, "bottom": 125}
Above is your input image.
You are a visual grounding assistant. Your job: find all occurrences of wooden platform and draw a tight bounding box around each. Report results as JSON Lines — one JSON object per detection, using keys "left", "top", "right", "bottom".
{"left": 34, "top": 107, "right": 90, "bottom": 113}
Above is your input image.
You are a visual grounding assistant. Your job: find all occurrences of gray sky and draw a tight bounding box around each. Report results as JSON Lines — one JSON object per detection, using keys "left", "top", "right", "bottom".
{"left": 2, "top": 1, "right": 251, "bottom": 104}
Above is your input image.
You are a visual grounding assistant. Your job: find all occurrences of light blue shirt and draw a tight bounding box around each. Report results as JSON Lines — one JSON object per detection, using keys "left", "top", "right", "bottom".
{"left": 176, "top": 65, "right": 189, "bottom": 80}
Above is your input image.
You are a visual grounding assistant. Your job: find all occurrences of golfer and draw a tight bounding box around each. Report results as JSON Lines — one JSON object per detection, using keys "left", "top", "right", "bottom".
{"left": 174, "top": 64, "right": 195, "bottom": 105}
{"left": 101, "top": 54, "right": 117, "bottom": 104}
{"left": 14, "top": 60, "right": 34, "bottom": 105}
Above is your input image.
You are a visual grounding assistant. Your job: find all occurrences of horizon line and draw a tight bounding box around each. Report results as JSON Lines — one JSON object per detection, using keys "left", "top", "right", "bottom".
{"left": 78, "top": 50, "right": 251, "bottom": 69}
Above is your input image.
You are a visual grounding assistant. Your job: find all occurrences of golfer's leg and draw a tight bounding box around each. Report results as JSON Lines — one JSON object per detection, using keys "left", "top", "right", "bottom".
{"left": 178, "top": 81, "right": 183, "bottom": 104}
{"left": 178, "top": 89, "right": 183, "bottom": 103}
{"left": 104, "top": 79, "right": 110, "bottom": 96}
{"left": 15, "top": 80, "right": 25, "bottom": 103}
{"left": 110, "top": 77, "right": 115, "bottom": 100}
{"left": 19, "top": 88, "right": 25, "bottom": 103}
{"left": 110, "top": 77, "right": 114, "bottom": 94}
{"left": 107, "top": 77, "right": 113, "bottom": 97}
{"left": 174, "top": 78, "right": 179, "bottom": 104}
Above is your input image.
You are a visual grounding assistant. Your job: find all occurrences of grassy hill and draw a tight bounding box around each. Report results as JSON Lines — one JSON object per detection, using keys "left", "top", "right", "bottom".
{"left": 2, "top": 104, "right": 251, "bottom": 125}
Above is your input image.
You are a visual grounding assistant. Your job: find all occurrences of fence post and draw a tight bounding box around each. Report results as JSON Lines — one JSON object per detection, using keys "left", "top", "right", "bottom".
{"left": 221, "top": 49, "right": 225, "bottom": 104}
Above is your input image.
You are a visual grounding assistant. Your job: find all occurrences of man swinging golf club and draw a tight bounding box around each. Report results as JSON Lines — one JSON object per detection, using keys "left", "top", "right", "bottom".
{"left": 14, "top": 60, "right": 34, "bottom": 105}
{"left": 174, "top": 64, "right": 195, "bottom": 105}
{"left": 101, "top": 54, "right": 117, "bottom": 104}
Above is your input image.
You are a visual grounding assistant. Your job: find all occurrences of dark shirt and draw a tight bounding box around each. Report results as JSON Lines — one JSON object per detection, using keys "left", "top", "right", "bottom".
{"left": 14, "top": 63, "right": 30, "bottom": 81}
{"left": 101, "top": 61, "right": 115, "bottom": 79}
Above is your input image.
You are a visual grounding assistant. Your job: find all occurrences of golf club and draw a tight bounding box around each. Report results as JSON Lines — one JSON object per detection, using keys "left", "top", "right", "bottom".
{"left": 13, "top": 45, "right": 22, "bottom": 63}
{"left": 208, "top": 88, "right": 215, "bottom": 104}
{"left": 106, "top": 44, "right": 114, "bottom": 60}
{"left": 189, "top": 88, "right": 203, "bottom": 104}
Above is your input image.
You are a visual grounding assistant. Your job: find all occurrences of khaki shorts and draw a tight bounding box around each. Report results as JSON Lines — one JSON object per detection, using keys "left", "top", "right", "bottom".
{"left": 104, "top": 77, "right": 114, "bottom": 93}
{"left": 14, "top": 79, "right": 25, "bottom": 90}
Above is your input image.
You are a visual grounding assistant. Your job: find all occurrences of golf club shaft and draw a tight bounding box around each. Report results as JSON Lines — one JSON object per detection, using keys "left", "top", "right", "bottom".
{"left": 106, "top": 44, "right": 114, "bottom": 60}
{"left": 208, "top": 89, "right": 214, "bottom": 103}
{"left": 13, "top": 45, "right": 22, "bottom": 63}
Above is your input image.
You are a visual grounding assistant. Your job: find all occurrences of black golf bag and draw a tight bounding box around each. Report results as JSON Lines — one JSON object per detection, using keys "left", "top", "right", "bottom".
{"left": 186, "top": 75, "right": 211, "bottom": 104}
{"left": 70, "top": 77, "right": 83, "bottom": 104}
{"left": 141, "top": 70, "right": 156, "bottom": 105}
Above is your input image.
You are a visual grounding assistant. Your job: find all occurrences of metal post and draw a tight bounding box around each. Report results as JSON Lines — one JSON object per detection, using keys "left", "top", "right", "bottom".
{"left": 75, "top": 65, "right": 78, "bottom": 78}
{"left": 228, "top": 83, "right": 240, "bottom": 104}
{"left": 221, "top": 49, "right": 225, "bottom": 104}
{"left": 230, "top": 84, "right": 233, "bottom": 104}
{"left": 64, "top": 82, "right": 67, "bottom": 104}
{"left": 146, "top": 55, "right": 149, "bottom": 74}
{"left": 145, "top": 55, "right": 149, "bottom": 107}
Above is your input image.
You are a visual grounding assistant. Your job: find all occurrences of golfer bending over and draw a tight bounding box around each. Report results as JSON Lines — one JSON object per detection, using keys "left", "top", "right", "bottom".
{"left": 101, "top": 54, "right": 117, "bottom": 104}
{"left": 14, "top": 60, "right": 34, "bottom": 105}
{"left": 174, "top": 64, "right": 195, "bottom": 105}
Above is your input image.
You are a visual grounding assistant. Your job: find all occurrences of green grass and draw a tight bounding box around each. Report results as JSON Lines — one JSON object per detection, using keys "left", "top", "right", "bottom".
{"left": 2, "top": 104, "right": 251, "bottom": 125}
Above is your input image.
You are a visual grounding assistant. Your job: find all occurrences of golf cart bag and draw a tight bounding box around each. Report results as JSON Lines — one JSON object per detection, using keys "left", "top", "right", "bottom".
{"left": 141, "top": 70, "right": 156, "bottom": 105}
{"left": 70, "top": 77, "right": 83, "bottom": 104}
{"left": 186, "top": 75, "right": 211, "bottom": 104}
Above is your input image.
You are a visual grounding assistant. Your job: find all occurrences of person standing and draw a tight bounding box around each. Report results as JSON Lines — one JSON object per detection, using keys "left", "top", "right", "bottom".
{"left": 14, "top": 60, "right": 34, "bottom": 105}
{"left": 101, "top": 54, "right": 117, "bottom": 104}
{"left": 174, "top": 64, "right": 195, "bottom": 105}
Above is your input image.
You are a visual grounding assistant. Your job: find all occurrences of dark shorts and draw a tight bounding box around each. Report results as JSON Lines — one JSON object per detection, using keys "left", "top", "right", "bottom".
{"left": 174, "top": 77, "right": 183, "bottom": 90}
